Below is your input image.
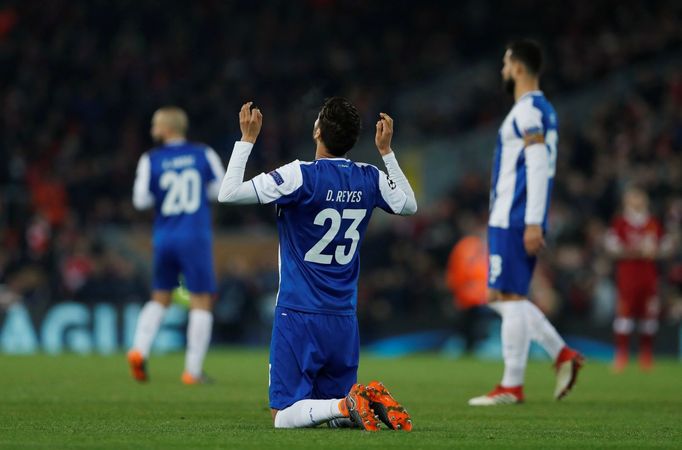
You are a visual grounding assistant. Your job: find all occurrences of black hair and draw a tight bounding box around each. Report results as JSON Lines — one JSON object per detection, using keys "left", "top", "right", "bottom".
{"left": 317, "top": 97, "right": 361, "bottom": 156}
{"left": 507, "top": 39, "right": 544, "bottom": 76}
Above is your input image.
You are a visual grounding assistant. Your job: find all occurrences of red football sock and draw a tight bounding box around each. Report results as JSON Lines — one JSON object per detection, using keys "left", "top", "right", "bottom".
{"left": 613, "top": 333, "right": 629, "bottom": 371}
{"left": 639, "top": 333, "right": 654, "bottom": 370}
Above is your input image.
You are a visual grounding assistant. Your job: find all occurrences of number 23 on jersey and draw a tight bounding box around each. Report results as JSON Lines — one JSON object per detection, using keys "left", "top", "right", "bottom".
{"left": 304, "top": 208, "right": 367, "bottom": 265}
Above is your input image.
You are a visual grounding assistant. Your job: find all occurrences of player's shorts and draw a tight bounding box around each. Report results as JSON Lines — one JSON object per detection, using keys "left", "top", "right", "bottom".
{"left": 487, "top": 226, "right": 536, "bottom": 296}
{"left": 269, "top": 306, "right": 359, "bottom": 410}
{"left": 617, "top": 281, "right": 659, "bottom": 319}
{"left": 152, "top": 235, "right": 216, "bottom": 293}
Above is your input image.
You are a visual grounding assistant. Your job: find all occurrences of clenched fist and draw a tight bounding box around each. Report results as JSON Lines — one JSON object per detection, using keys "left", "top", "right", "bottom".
{"left": 239, "top": 102, "right": 263, "bottom": 144}
{"left": 375, "top": 112, "right": 394, "bottom": 156}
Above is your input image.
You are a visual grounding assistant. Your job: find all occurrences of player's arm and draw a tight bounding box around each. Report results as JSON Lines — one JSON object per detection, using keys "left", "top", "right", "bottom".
{"left": 218, "top": 102, "right": 263, "bottom": 204}
{"left": 218, "top": 102, "right": 303, "bottom": 205}
{"left": 604, "top": 224, "right": 624, "bottom": 258}
{"left": 205, "top": 147, "right": 226, "bottom": 202}
{"left": 132, "top": 153, "right": 154, "bottom": 210}
{"left": 519, "top": 106, "right": 547, "bottom": 255}
{"left": 375, "top": 113, "right": 417, "bottom": 216}
{"left": 603, "top": 223, "right": 643, "bottom": 259}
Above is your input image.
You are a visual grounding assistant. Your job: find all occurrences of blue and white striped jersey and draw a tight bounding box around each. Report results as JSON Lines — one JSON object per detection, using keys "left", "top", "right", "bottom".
{"left": 489, "top": 91, "right": 558, "bottom": 230}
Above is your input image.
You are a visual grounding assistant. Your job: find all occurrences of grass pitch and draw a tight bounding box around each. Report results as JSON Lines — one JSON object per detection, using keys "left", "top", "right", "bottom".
{"left": 1, "top": 349, "right": 680, "bottom": 449}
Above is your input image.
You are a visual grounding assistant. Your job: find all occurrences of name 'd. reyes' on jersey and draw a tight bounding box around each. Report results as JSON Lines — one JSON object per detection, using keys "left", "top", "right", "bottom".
{"left": 326, "top": 190, "right": 363, "bottom": 203}
{"left": 162, "top": 155, "right": 195, "bottom": 170}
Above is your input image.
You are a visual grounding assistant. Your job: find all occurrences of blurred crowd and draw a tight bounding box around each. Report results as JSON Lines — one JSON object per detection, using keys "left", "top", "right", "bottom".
{"left": 1, "top": 0, "right": 681, "bottom": 340}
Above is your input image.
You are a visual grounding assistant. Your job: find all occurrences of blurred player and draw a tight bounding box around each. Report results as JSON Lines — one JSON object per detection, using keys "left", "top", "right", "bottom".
{"left": 469, "top": 40, "right": 584, "bottom": 406}
{"left": 219, "top": 99, "right": 416, "bottom": 431}
{"left": 128, "top": 107, "right": 225, "bottom": 384}
{"left": 605, "top": 188, "right": 664, "bottom": 372}
{"left": 445, "top": 233, "right": 489, "bottom": 354}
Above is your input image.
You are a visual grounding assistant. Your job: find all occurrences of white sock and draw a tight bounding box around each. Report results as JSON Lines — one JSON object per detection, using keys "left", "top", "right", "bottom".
{"left": 132, "top": 300, "right": 167, "bottom": 358}
{"left": 523, "top": 300, "right": 565, "bottom": 360}
{"left": 488, "top": 301, "right": 503, "bottom": 315}
{"left": 498, "top": 301, "right": 530, "bottom": 387}
{"left": 639, "top": 319, "right": 658, "bottom": 335}
{"left": 185, "top": 309, "right": 213, "bottom": 377}
{"left": 273, "top": 399, "right": 344, "bottom": 428}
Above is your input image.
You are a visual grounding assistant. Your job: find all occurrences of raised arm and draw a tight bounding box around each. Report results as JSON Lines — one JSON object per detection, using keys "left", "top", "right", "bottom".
{"left": 219, "top": 102, "right": 303, "bottom": 205}
{"left": 218, "top": 102, "right": 263, "bottom": 204}
{"left": 375, "top": 113, "right": 417, "bottom": 216}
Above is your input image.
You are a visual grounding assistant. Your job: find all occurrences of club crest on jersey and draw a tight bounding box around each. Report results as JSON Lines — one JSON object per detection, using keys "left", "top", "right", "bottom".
{"left": 269, "top": 170, "right": 285, "bottom": 186}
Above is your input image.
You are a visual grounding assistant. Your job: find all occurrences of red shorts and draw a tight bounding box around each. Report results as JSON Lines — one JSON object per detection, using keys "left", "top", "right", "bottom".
{"left": 617, "top": 281, "right": 659, "bottom": 319}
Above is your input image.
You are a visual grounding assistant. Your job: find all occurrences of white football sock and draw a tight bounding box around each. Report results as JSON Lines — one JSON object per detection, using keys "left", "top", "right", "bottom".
{"left": 498, "top": 301, "right": 530, "bottom": 387}
{"left": 185, "top": 309, "right": 213, "bottom": 377}
{"left": 639, "top": 319, "right": 658, "bottom": 335}
{"left": 274, "top": 399, "right": 344, "bottom": 428}
{"left": 132, "top": 300, "right": 167, "bottom": 358}
{"left": 488, "top": 301, "right": 503, "bottom": 315}
{"left": 523, "top": 300, "right": 565, "bottom": 360}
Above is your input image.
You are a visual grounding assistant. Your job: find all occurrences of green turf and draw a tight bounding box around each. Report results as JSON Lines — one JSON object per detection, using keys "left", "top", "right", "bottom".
{"left": 0, "top": 349, "right": 680, "bottom": 449}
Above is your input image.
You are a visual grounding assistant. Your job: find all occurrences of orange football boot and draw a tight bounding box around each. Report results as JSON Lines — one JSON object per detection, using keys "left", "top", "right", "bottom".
{"left": 366, "top": 380, "right": 413, "bottom": 431}
{"left": 181, "top": 371, "right": 214, "bottom": 385}
{"left": 127, "top": 350, "right": 148, "bottom": 382}
{"left": 344, "top": 384, "right": 380, "bottom": 431}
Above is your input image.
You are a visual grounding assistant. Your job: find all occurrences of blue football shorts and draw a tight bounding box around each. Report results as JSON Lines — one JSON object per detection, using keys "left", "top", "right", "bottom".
{"left": 487, "top": 226, "right": 537, "bottom": 296}
{"left": 269, "top": 306, "right": 359, "bottom": 410}
{"left": 152, "top": 235, "right": 216, "bottom": 293}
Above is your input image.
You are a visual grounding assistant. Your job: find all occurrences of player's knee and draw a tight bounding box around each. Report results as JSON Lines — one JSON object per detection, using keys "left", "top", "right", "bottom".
{"left": 152, "top": 291, "right": 172, "bottom": 307}
{"left": 189, "top": 294, "right": 214, "bottom": 310}
{"left": 271, "top": 409, "right": 279, "bottom": 426}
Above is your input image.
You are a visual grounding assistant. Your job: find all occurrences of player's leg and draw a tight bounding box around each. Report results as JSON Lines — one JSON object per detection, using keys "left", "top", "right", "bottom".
{"left": 272, "top": 398, "right": 350, "bottom": 429}
{"left": 470, "top": 227, "right": 530, "bottom": 405}
{"left": 613, "top": 292, "right": 635, "bottom": 373}
{"left": 312, "top": 314, "right": 387, "bottom": 431}
{"left": 128, "top": 291, "right": 172, "bottom": 382}
{"left": 128, "top": 243, "right": 179, "bottom": 381}
{"left": 181, "top": 293, "right": 214, "bottom": 384}
{"left": 522, "top": 299, "right": 584, "bottom": 399}
{"left": 499, "top": 296, "right": 531, "bottom": 389}
{"left": 131, "top": 291, "right": 173, "bottom": 357}
{"left": 178, "top": 238, "right": 217, "bottom": 384}
{"left": 269, "top": 307, "right": 341, "bottom": 428}
{"left": 638, "top": 293, "right": 659, "bottom": 371}
{"left": 523, "top": 300, "right": 564, "bottom": 360}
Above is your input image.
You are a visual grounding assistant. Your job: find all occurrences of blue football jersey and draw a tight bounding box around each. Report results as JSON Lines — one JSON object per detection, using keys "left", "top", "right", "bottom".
{"left": 489, "top": 91, "right": 558, "bottom": 230}
{"left": 133, "top": 140, "right": 225, "bottom": 240}
{"left": 251, "top": 158, "right": 408, "bottom": 315}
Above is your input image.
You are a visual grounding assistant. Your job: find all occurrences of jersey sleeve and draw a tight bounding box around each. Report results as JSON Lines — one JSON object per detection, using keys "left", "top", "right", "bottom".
{"left": 375, "top": 167, "right": 408, "bottom": 214}
{"left": 653, "top": 218, "right": 664, "bottom": 239}
{"left": 132, "top": 153, "right": 154, "bottom": 210}
{"left": 515, "top": 101, "right": 544, "bottom": 143}
{"left": 204, "top": 147, "right": 225, "bottom": 201}
{"left": 604, "top": 218, "right": 625, "bottom": 254}
{"left": 251, "top": 160, "right": 303, "bottom": 205}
